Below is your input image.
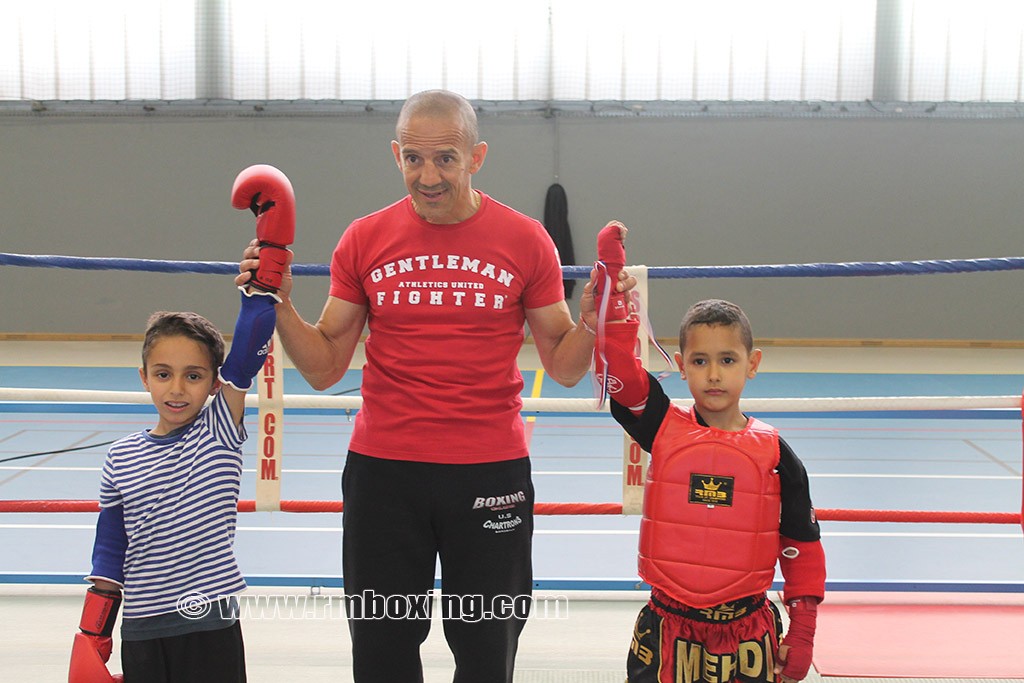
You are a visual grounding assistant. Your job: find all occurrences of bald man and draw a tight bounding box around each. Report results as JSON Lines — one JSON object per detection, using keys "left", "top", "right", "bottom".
{"left": 237, "top": 90, "right": 633, "bottom": 682}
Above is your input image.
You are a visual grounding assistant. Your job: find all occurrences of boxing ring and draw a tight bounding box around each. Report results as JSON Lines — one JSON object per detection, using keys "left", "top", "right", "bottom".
{"left": 2, "top": 252, "right": 1024, "bottom": 680}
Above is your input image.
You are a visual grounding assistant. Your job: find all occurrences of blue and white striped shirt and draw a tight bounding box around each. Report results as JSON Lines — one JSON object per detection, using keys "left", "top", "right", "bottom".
{"left": 99, "top": 391, "right": 247, "bottom": 619}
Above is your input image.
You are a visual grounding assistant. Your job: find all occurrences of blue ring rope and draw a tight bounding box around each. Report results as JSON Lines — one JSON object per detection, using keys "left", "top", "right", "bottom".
{"left": 3, "top": 252, "right": 1024, "bottom": 279}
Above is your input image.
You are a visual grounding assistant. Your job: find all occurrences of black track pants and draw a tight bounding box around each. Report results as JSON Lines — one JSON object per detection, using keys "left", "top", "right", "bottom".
{"left": 342, "top": 451, "right": 534, "bottom": 683}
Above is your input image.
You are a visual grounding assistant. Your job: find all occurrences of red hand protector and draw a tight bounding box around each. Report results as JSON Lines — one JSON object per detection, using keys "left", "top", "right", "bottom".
{"left": 779, "top": 537, "right": 826, "bottom": 603}
{"left": 231, "top": 164, "right": 296, "bottom": 293}
{"left": 594, "top": 319, "right": 649, "bottom": 412}
{"left": 778, "top": 597, "right": 818, "bottom": 681}
{"left": 595, "top": 221, "right": 628, "bottom": 321}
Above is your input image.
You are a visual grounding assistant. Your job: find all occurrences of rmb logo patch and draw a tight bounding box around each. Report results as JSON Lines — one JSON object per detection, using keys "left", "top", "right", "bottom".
{"left": 688, "top": 473, "right": 734, "bottom": 507}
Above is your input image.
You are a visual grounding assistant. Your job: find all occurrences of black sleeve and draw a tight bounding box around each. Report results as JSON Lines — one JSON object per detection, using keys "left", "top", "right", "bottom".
{"left": 609, "top": 371, "right": 670, "bottom": 453}
{"left": 778, "top": 436, "right": 821, "bottom": 542}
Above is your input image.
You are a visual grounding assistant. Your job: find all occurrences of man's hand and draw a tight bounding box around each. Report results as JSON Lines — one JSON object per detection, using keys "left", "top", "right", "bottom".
{"left": 237, "top": 239, "right": 295, "bottom": 302}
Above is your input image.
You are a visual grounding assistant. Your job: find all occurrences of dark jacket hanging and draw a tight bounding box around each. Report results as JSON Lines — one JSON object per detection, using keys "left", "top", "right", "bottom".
{"left": 543, "top": 183, "right": 576, "bottom": 299}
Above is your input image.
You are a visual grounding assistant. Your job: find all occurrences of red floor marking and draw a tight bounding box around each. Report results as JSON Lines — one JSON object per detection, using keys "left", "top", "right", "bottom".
{"left": 813, "top": 602, "right": 1024, "bottom": 677}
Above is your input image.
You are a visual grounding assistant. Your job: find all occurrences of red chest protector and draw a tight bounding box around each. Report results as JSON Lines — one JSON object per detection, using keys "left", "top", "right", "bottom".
{"left": 639, "top": 406, "right": 781, "bottom": 608}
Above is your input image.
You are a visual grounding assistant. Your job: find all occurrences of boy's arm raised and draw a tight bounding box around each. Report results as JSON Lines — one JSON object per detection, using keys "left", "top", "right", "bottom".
{"left": 219, "top": 288, "right": 278, "bottom": 425}
{"left": 592, "top": 222, "right": 650, "bottom": 412}
{"left": 220, "top": 163, "right": 291, "bottom": 424}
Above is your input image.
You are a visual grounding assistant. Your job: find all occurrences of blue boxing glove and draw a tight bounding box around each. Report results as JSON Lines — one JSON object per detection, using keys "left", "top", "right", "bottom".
{"left": 219, "top": 288, "right": 278, "bottom": 391}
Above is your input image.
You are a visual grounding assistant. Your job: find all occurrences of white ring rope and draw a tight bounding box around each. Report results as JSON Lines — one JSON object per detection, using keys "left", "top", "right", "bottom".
{"left": 0, "top": 387, "right": 1019, "bottom": 413}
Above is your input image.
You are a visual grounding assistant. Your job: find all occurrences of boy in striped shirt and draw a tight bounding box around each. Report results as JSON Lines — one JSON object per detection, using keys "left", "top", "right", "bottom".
{"left": 70, "top": 288, "right": 277, "bottom": 683}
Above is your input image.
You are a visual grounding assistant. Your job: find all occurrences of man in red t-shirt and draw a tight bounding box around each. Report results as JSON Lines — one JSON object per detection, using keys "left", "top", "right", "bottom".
{"left": 237, "top": 89, "right": 633, "bottom": 683}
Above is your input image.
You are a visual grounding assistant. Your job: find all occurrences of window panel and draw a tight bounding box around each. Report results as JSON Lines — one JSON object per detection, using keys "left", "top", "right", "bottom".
{"left": 1, "top": 0, "right": 1021, "bottom": 106}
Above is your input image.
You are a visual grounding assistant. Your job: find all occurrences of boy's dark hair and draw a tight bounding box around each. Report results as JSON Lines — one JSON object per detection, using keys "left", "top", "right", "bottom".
{"left": 678, "top": 299, "right": 754, "bottom": 354}
{"left": 141, "top": 311, "right": 225, "bottom": 370}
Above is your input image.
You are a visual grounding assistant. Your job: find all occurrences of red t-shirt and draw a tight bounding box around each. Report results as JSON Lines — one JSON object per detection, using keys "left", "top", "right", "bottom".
{"left": 330, "top": 193, "right": 566, "bottom": 463}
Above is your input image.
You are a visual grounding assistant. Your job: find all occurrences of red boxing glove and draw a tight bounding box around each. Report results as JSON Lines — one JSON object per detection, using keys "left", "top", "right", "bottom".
{"left": 595, "top": 221, "right": 628, "bottom": 321}
{"left": 776, "top": 596, "right": 818, "bottom": 681}
{"left": 231, "top": 164, "right": 296, "bottom": 293}
{"left": 69, "top": 586, "right": 123, "bottom": 683}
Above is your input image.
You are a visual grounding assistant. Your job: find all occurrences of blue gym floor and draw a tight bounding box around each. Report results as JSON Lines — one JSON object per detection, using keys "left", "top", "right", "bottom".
{"left": 1, "top": 363, "right": 1022, "bottom": 593}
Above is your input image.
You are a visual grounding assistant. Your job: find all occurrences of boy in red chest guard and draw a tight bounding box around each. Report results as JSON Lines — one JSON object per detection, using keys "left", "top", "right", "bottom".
{"left": 590, "top": 223, "right": 825, "bottom": 683}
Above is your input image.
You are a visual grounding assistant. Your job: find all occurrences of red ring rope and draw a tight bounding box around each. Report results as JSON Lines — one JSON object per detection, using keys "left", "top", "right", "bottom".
{"left": 0, "top": 499, "right": 1020, "bottom": 524}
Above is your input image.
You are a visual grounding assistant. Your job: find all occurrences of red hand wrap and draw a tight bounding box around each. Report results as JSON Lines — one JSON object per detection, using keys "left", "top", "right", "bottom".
{"left": 231, "top": 164, "right": 296, "bottom": 293}
{"left": 595, "top": 221, "right": 628, "bottom": 321}
{"left": 780, "top": 597, "right": 818, "bottom": 680}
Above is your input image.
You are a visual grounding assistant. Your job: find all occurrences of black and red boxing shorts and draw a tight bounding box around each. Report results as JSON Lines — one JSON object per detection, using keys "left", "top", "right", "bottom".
{"left": 627, "top": 588, "right": 783, "bottom": 683}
